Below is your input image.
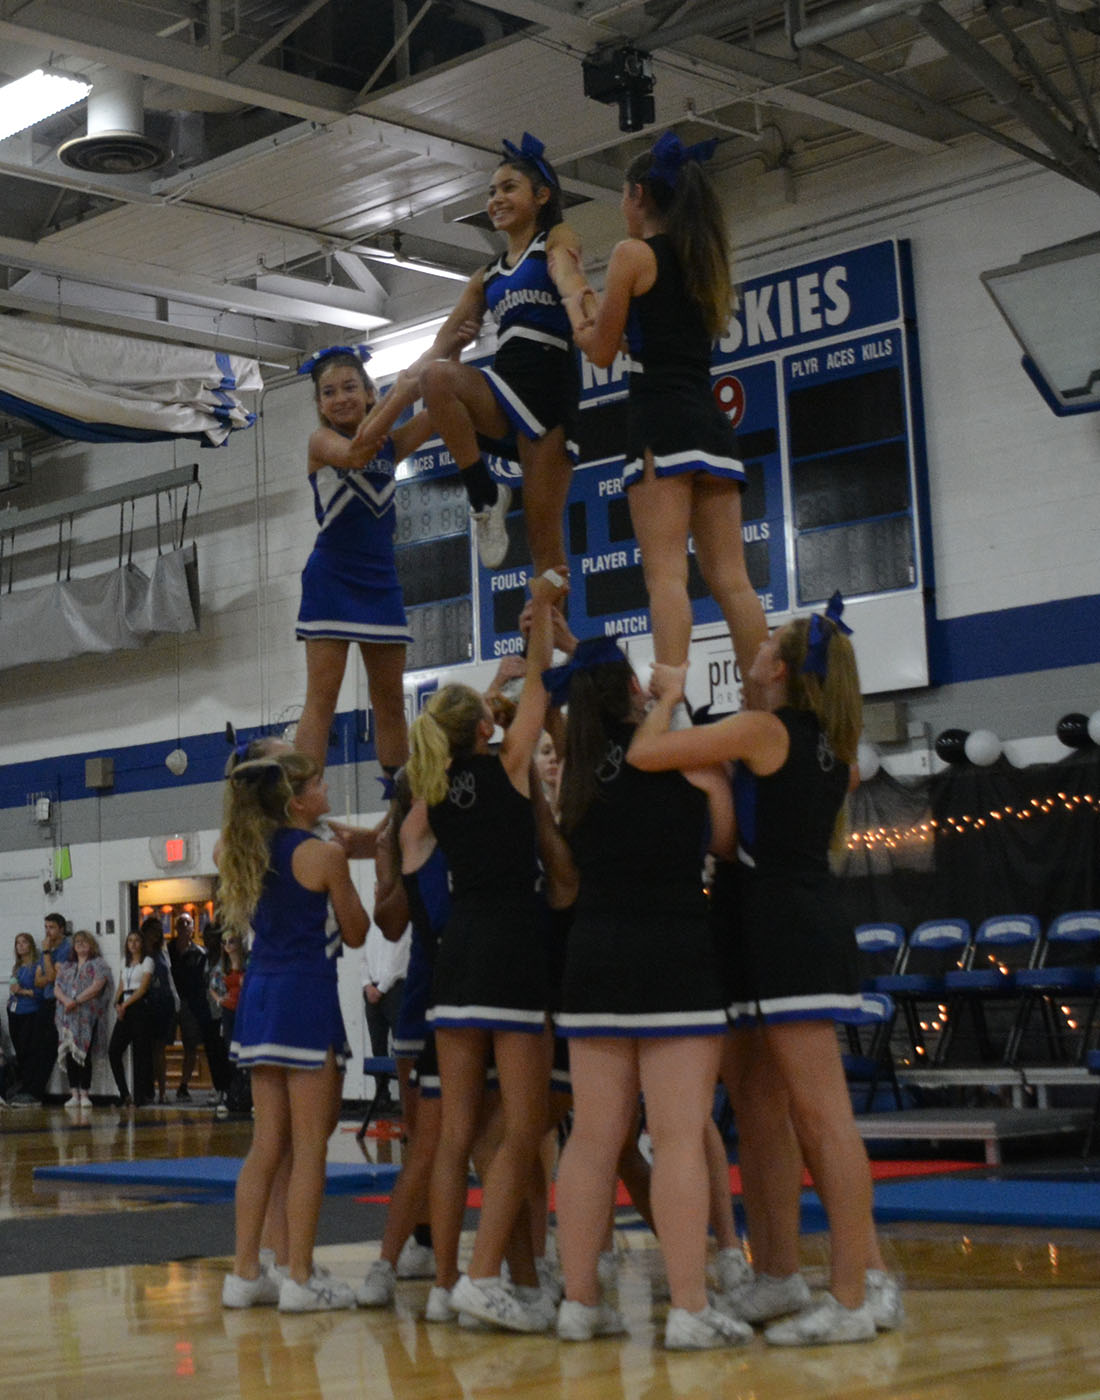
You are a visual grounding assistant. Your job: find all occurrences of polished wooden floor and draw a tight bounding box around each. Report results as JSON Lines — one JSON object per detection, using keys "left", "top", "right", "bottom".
{"left": 4, "top": 1103, "right": 1100, "bottom": 1399}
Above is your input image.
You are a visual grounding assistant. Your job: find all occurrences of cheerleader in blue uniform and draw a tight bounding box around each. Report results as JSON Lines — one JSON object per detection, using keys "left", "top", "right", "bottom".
{"left": 545, "top": 638, "right": 750, "bottom": 1350}
{"left": 557, "top": 130, "right": 767, "bottom": 680}
{"left": 411, "top": 134, "right": 588, "bottom": 575}
{"left": 219, "top": 750, "right": 369, "bottom": 1313}
{"left": 294, "top": 347, "right": 436, "bottom": 775}
{"left": 629, "top": 602, "right": 901, "bottom": 1346}
{"left": 405, "top": 572, "right": 566, "bottom": 1333}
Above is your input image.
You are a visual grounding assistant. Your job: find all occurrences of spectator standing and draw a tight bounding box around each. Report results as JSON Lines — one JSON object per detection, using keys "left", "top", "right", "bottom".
{"left": 362, "top": 923, "right": 410, "bottom": 1113}
{"left": 7, "top": 933, "right": 42, "bottom": 1103}
{"left": 24, "top": 913, "right": 71, "bottom": 1101}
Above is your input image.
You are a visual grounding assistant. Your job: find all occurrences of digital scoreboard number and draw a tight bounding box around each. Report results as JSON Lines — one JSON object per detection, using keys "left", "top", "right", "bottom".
{"left": 394, "top": 238, "right": 929, "bottom": 695}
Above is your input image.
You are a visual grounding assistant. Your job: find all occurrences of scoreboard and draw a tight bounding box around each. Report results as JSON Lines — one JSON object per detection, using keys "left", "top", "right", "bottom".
{"left": 392, "top": 237, "right": 930, "bottom": 709}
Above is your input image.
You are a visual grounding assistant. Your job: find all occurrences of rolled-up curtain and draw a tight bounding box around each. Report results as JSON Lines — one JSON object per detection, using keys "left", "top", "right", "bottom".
{"left": 0, "top": 544, "right": 198, "bottom": 669}
{"left": 0, "top": 320, "right": 260, "bottom": 446}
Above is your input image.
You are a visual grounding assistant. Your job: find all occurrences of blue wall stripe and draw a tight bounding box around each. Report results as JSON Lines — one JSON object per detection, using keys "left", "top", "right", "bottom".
{"left": 928, "top": 593, "right": 1100, "bottom": 685}
{"left": 0, "top": 709, "right": 374, "bottom": 812}
{"left": 2, "top": 593, "right": 1098, "bottom": 811}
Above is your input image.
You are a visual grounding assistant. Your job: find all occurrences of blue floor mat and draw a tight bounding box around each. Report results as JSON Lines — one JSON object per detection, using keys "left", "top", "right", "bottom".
{"left": 34, "top": 1156, "right": 400, "bottom": 1195}
{"left": 800, "top": 1176, "right": 1100, "bottom": 1231}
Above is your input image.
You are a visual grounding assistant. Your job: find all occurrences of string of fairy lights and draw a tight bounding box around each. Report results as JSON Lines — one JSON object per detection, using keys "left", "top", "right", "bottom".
{"left": 847, "top": 791, "right": 1099, "bottom": 852}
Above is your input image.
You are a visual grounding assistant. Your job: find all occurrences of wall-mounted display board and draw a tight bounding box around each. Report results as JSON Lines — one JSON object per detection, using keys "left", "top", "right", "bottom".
{"left": 393, "top": 238, "right": 930, "bottom": 708}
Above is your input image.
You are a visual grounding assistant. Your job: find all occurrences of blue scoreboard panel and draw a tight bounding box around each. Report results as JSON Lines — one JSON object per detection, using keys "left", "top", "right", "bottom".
{"left": 393, "top": 238, "right": 930, "bottom": 700}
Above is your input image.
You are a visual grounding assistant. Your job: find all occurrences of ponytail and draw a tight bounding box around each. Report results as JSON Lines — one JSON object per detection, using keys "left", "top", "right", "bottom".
{"left": 217, "top": 751, "right": 318, "bottom": 933}
{"left": 777, "top": 619, "right": 862, "bottom": 766}
{"left": 407, "top": 684, "right": 485, "bottom": 806}
{"left": 558, "top": 652, "right": 636, "bottom": 834}
{"left": 625, "top": 146, "right": 733, "bottom": 339}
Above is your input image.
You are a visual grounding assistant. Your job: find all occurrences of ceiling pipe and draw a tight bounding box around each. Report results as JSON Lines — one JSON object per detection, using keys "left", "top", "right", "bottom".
{"left": 914, "top": 1, "right": 1100, "bottom": 195}
{"left": 791, "top": 0, "right": 920, "bottom": 49}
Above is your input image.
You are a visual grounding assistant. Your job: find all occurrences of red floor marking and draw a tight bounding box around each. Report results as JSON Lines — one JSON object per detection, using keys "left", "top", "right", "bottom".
{"left": 355, "top": 1159, "right": 982, "bottom": 1208}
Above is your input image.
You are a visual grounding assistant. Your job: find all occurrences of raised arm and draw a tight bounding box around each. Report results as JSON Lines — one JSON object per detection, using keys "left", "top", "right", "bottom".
{"left": 408, "top": 270, "right": 487, "bottom": 373}
{"left": 530, "top": 762, "right": 579, "bottom": 910}
{"left": 546, "top": 223, "right": 593, "bottom": 324}
{"left": 500, "top": 574, "right": 567, "bottom": 791}
{"left": 627, "top": 664, "right": 788, "bottom": 774}
{"left": 399, "top": 799, "right": 438, "bottom": 876}
{"left": 567, "top": 238, "right": 655, "bottom": 369}
{"left": 372, "top": 812, "right": 410, "bottom": 942}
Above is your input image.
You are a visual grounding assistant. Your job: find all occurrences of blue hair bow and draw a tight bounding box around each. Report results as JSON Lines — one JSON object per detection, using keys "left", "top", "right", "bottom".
{"left": 377, "top": 773, "right": 398, "bottom": 801}
{"left": 297, "top": 343, "right": 373, "bottom": 377}
{"left": 647, "top": 130, "right": 718, "bottom": 190}
{"left": 802, "top": 591, "right": 853, "bottom": 678}
{"left": 542, "top": 636, "right": 628, "bottom": 708}
{"left": 501, "top": 131, "right": 558, "bottom": 190}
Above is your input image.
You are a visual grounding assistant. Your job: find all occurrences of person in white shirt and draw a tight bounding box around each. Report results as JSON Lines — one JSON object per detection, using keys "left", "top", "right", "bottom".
{"left": 362, "top": 924, "right": 410, "bottom": 1112}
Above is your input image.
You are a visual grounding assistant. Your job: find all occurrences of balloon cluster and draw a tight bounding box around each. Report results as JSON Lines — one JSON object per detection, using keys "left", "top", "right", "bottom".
{"left": 933, "top": 728, "right": 1002, "bottom": 767}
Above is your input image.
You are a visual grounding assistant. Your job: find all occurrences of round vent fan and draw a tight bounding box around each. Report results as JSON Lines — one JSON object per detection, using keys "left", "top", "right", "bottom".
{"left": 56, "top": 69, "right": 170, "bottom": 175}
{"left": 58, "top": 129, "right": 169, "bottom": 174}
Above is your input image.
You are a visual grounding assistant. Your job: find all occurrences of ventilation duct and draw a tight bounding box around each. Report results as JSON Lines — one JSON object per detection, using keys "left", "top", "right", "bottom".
{"left": 57, "top": 69, "right": 171, "bottom": 174}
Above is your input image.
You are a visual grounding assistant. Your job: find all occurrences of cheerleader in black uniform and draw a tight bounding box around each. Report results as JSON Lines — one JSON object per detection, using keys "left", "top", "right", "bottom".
{"left": 405, "top": 572, "right": 566, "bottom": 1332}
{"left": 548, "top": 639, "right": 751, "bottom": 1350}
{"left": 629, "top": 602, "right": 901, "bottom": 1346}
{"left": 409, "top": 134, "right": 588, "bottom": 576}
{"left": 557, "top": 130, "right": 767, "bottom": 680}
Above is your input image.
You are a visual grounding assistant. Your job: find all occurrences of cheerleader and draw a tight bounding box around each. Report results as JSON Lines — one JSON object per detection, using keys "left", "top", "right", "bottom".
{"left": 410, "top": 133, "right": 587, "bottom": 576}
{"left": 629, "top": 599, "right": 901, "bottom": 1345}
{"left": 548, "top": 638, "right": 751, "bottom": 1350}
{"left": 355, "top": 775, "right": 445, "bottom": 1308}
{"left": 406, "top": 572, "right": 565, "bottom": 1332}
{"left": 557, "top": 130, "right": 767, "bottom": 680}
{"left": 219, "top": 750, "right": 368, "bottom": 1312}
{"left": 294, "top": 348, "right": 432, "bottom": 775}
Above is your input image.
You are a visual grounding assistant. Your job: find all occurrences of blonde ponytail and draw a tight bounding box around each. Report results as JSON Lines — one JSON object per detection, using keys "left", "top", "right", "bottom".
{"left": 406, "top": 684, "right": 486, "bottom": 806}
{"left": 217, "top": 752, "right": 318, "bottom": 932}
{"left": 777, "top": 619, "right": 862, "bottom": 766}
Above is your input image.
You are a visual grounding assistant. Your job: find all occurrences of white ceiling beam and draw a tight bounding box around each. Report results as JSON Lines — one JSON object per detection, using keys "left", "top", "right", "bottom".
{"left": 332, "top": 251, "right": 389, "bottom": 300}
{"left": 0, "top": 232, "right": 386, "bottom": 329}
{"left": 0, "top": 286, "right": 300, "bottom": 366}
{"left": 673, "top": 36, "right": 950, "bottom": 152}
{"left": 254, "top": 272, "right": 387, "bottom": 325}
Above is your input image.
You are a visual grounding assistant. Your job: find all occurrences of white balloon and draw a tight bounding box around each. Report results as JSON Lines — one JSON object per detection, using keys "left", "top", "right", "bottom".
{"left": 165, "top": 747, "right": 188, "bottom": 776}
{"left": 1089, "top": 710, "right": 1100, "bottom": 747}
{"left": 964, "top": 729, "right": 1001, "bottom": 766}
{"left": 857, "top": 740, "right": 881, "bottom": 781}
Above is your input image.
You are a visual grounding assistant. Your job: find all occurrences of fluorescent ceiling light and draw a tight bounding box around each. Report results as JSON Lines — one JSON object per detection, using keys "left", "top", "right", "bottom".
{"left": 369, "top": 332, "right": 444, "bottom": 382}
{"left": 0, "top": 69, "right": 91, "bottom": 143}
{"left": 355, "top": 245, "right": 471, "bottom": 284}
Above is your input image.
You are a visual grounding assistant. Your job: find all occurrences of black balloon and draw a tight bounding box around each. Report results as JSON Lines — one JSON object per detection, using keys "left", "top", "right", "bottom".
{"left": 934, "top": 728, "right": 970, "bottom": 764}
{"left": 1056, "top": 712, "right": 1093, "bottom": 748}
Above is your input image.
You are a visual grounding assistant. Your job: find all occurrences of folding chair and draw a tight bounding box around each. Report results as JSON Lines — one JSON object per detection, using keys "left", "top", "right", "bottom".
{"left": 874, "top": 918, "right": 971, "bottom": 1063}
{"left": 853, "top": 922, "right": 906, "bottom": 990}
{"left": 836, "top": 991, "right": 902, "bottom": 1111}
{"left": 1084, "top": 1048, "right": 1100, "bottom": 1158}
{"left": 1008, "top": 911, "right": 1100, "bottom": 1065}
{"left": 356, "top": 1054, "right": 399, "bottom": 1143}
{"left": 936, "top": 914, "right": 1041, "bottom": 1065}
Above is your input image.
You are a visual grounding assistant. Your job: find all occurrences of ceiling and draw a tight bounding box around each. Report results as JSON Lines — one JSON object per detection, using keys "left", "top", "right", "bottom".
{"left": 0, "top": 0, "right": 1097, "bottom": 414}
